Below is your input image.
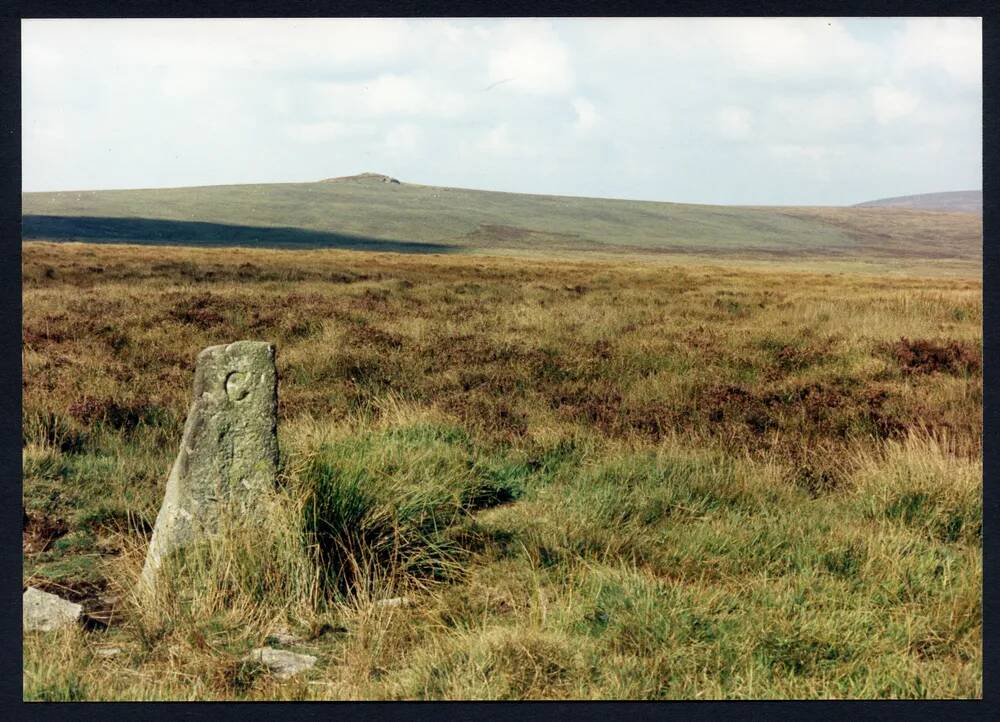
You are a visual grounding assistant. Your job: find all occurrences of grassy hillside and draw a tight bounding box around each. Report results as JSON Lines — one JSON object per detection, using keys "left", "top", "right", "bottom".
{"left": 854, "top": 191, "right": 982, "bottom": 215}
{"left": 22, "top": 175, "right": 982, "bottom": 262}
{"left": 23, "top": 241, "right": 981, "bottom": 699}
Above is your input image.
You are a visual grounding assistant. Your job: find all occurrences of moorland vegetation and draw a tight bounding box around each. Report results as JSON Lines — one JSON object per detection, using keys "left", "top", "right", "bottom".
{"left": 22, "top": 239, "right": 982, "bottom": 700}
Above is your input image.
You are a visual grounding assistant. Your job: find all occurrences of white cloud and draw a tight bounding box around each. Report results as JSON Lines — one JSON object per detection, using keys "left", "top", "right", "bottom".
{"left": 767, "top": 142, "right": 849, "bottom": 183}
{"left": 160, "top": 67, "right": 220, "bottom": 101}
{"left": 894, "top": 17, "right": 981, "bottom": 86}
{"left": 767, "top": 91, "right": 869, "bottom": 138}
{"left": 478, "top": 124, "right": 516, "bottom": 155}
{"left": 715, "top": 106, "right": 752, "bottom": 140}
{"left": 769, "top": 143, "right": 837, "bottom": 162}
{"left": 47, "top": 18, "right": 412, "bottom": 73}
{"left": 718, "top": 18, "right": 871, "bottom": 78}
{"left": 313, "top": 74, "right": 466, "bottom": 119}
{"left": 573, "top": 98, "right": 600, "bottom": 134}
{"left": 24, "top": 118, "right": 66, "bottom": 144}
{"left": 487, "top": 22, "right": 574, "bottom": 95}
{"left": 871, "top": 85, "right": 920, "bottom": 124}
{"left": 20, "top": 36, "right": 63, "bottom": 69}
{"left": 384, "top": 123, "right": 422, "bottom": 155}
{"left": 286, "top": 120, "right": 359, "bottom": 143}
{"left": 580, "top": 17, "right": 874, "bottom": 82}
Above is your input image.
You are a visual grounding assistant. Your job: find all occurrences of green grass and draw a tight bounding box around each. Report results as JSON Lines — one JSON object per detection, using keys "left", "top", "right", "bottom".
{"left": 22, "top": 241, "right": 981, "bottom": 699}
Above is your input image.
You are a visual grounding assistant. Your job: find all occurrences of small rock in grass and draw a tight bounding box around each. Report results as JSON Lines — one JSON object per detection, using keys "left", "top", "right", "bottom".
{"left": 376, "top": 597, "right": 412, "bottom": 609}
{"left": 246, "top": 646, "right": 317, "bottom": 680}
{"left": 266, "top": 629, "right": 303, "bottom": 646}
{"left": 23, "top": 586, "right": 82, "bottom": 632}
{"left": 94, "top": 646, "right": 122, "bottom": 658}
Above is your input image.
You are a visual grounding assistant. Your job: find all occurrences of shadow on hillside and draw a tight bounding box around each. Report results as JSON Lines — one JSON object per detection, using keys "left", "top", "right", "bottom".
{"left": 21, "top": 215, "right": 457, "bottom": 254}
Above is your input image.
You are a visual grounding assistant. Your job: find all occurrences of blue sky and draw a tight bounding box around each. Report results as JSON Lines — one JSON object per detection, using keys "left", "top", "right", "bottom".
{"left": 22, "top": 17, "right": 981, "bottom": 205}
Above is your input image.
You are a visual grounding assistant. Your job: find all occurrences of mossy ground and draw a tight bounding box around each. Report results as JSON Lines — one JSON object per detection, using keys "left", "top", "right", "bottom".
{"left": 22, "top": 241, "right": 981, "bottom": 700}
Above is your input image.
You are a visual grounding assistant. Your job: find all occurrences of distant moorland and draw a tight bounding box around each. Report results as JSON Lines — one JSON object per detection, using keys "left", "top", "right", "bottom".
{"left": 22, "top": 174, "right": 982, "bottom": 264}
{"left": 853, "top": 190, "right": 982, "bottom": 215}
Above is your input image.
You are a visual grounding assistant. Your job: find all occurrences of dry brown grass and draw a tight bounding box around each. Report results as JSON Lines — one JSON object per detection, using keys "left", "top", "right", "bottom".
{"left": 22, "top": 241, "right": 981, "bottom": 699}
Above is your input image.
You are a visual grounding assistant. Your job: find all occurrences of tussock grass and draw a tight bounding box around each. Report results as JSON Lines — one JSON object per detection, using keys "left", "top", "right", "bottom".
{"left": 22, "top": 242, "right": 981, "bottom": 699}
{"left": 850, "top": 431, "right": 981, "bottom": 545}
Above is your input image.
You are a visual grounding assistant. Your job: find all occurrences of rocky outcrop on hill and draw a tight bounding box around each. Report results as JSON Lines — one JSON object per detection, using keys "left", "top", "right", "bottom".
{"left": 320, "top": 172, "right": 401, "bottom": 185}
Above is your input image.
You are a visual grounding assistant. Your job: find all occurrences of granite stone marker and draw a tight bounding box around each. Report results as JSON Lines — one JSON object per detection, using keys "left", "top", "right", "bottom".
{"left": 141, "top": 341, "right": 279, "bottom": 591}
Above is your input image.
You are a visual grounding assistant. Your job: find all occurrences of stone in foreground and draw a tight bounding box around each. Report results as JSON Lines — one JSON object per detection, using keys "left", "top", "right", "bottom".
{"left": 247, "top": 647, "right": 317, "bottom": 679}
{"left": 376, "top": 596, "right": 412, "bottom": 609}
{"left": 23, "top": 586, "right": 83, "bottom": 632}
{"left": 141, "top": 341, "right": 279, "bottom": 591}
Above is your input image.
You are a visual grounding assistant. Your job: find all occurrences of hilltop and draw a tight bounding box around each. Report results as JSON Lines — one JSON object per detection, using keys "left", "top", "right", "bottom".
{"left": 21, "top": 177, "right": 982, "bottom": 263}
{"left": 854, "top": 190, "right": 982, "bottom": 214}
{"left": 320, "top": 172, "right": 401, "bottom": 185}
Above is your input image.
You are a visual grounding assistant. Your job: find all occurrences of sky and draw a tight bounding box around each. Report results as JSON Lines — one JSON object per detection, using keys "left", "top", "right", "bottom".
{"left": 22, "top": 17, "right": 982, "bottom": 205}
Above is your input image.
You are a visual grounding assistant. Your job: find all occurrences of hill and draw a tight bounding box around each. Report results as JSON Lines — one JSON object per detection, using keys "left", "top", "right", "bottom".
{"left": 853, "top": 190, "right": 982, "bottom": 214}
{"left": 22, "top": 176, "right": 982, "bottom": 262}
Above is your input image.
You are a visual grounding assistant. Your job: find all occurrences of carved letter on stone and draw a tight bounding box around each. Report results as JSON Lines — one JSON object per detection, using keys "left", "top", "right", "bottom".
{"left": 140, "top": 341, "right": 279, "bottom": 591}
